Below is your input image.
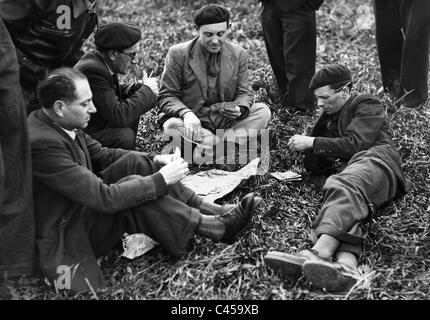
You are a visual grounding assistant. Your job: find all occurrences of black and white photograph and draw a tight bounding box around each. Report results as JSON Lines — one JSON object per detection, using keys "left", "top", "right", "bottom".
{"left": 0, "top": 0, "right": 429, "bottom": 306}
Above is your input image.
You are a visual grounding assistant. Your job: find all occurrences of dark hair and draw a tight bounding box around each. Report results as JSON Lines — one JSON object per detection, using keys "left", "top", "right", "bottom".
{"left": 37, "top": 67, "right": 87, "bottom": 109}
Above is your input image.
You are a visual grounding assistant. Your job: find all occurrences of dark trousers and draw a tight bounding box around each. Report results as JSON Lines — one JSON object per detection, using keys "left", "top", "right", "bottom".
{"left": 261, "top": 0, "right": 316, "bottom": 111}
{"left": 84, "top": 153, "right": 201, "bottom": 259}
{"left": 373, "top": 0, "right": 430, "bottom": 108}
{"left": 311, "top": 149, "right": 398, "bottom": 257}
{"left": 0, "top": 18, "right": 36, "bottom": 278}
{"left": 91, "top": 128, "right": 137, "bottom": 150}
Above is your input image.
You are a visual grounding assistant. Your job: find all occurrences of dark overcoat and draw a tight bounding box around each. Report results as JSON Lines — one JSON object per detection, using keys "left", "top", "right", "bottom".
{"left": 28, "top": 110, "right": 169, "bottom": 291}
{"left": 74, "top": 50, "right": 157, "bottom": 135}
{"left": 304, "top": 94, "right": 408, "bottom": 192}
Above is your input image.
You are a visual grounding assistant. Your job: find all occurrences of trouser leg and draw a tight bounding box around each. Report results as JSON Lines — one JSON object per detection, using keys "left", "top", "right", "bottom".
{"left": 311, "top": 151, "right": 398, "bottom": 256}
{"left": 261, "top": 1, "right": 288, "bottom": 100}
{"left": 280, "top": 8, "right": 316, "bottom": 111}
{"left": 85, "top": 153, "right": 200, "bottom": 257}
{"left": 162, "top": 117, "right": 219, "bottom": 163}
{"left": 373, "top": 0, "right": 403, "bottom": 93}
{"left": 399, "top": 0, "right": 430, "bottom": 107}
{"left": 90, "top": 127, "right": 136, "bottom": 150}
{"left": 226, "top": 103, "right": 272, "bottom": 145}
{"left": 0, "top": 18, "right": 36, "bottom": 278}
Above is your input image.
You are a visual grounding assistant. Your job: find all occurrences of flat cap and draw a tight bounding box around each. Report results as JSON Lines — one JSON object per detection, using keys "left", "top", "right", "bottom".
{"left": 94, "top": 22, "right": 141, "bottom": 50}
{"left": 309, "top": 64, "right": 352, "bottom": 90}
{"left": 194, "top": 4, "right": 230, "bottom": 26}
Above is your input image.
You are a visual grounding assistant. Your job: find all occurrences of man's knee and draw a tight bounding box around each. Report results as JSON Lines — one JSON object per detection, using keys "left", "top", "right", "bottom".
{"left": 250, "top": 103, "right": 272, "bottom": 126}
{"left": 163, "top": 117, "right": 183, "bottom": 131}
{"left": 323, "top": 175, "right": 344, "bottom": 190}
{"left": 162, "top": 117, "right": 184, "bottom": 144}
{"left": 115, "top": 128, "right": 136, "bottom": 150}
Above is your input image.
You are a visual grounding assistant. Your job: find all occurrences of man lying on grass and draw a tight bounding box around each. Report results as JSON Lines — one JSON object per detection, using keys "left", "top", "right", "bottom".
{"left": 264, "top": 64, "right": 408, "bottom": 292}
{"left": 28, "top": 67, "right": 261, "bottom": 293}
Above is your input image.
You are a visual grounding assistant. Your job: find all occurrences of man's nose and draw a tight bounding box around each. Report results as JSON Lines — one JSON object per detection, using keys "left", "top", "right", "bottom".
{"left": 317, "top": 99, "right": 324, "bottom": 107}
{"left": 211, "top": 36, "right": 220, "bottom": 44}
{"left": 89, "top": 101, "right": 96, "bottom": 113}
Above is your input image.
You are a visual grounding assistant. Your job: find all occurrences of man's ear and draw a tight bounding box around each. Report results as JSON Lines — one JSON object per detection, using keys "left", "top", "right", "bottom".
{"left": 107, "top": 49, "right": 117, "bottom": 61}
{"left": 53, "top": 100, "right": 66, "bottom": 118}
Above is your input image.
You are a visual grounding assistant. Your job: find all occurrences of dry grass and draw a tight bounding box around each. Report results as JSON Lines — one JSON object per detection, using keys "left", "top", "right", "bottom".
{"left": 3, "top": 0, "right": 429, "bottom": 300}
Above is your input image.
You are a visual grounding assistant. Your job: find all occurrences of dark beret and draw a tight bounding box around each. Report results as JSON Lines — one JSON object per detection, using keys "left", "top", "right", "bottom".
{"left": 309, "top": 64, "right": 352, "bottom": 90}
{"left": 94, "top": 22, "right": 141, "bottom": 50}
{"left": 194, "top": 4, "right": 230, "bottom": 26}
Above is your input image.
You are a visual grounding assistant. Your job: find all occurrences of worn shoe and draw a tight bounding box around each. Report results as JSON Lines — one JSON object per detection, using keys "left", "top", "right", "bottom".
{"left": 264, "top": 249, "right": 330, "bottom": 279}
{"left": 302, "top": 260, "right": 359, "bottom": 292}
{"left": 218, "top": 193, "right": 261, "bottom": 244}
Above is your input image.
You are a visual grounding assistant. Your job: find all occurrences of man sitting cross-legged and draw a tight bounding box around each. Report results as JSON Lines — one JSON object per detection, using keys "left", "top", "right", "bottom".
{"left": 158, "top": 4, "right": 271, "bottom": 164}
{"left": 264, "top": 64, "right": 408, "bottom": 292}
{"left": 28, "top": 67, "right": 261, "bottom": 293}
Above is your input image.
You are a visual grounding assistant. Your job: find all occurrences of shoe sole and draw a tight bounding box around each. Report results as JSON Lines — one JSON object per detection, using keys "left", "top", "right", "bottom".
{"left": 264, "top": 251, "right": 306, "bottom": 279}
{"left": 302, "top": 260, "right": 356, "bottom": 292}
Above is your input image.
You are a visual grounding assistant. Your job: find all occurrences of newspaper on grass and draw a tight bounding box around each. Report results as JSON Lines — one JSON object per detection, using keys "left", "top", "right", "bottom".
{"left": 181, "top": 157, "right": 261, "bottom": 203}
{"left": 121, "top": 157, "right": 261, "bottom": 259}
{"left": 121, "top": 233, "right": 159, "bottom": 259}
{"left": 270, "top": 171, "right": 302, "bottom": 181}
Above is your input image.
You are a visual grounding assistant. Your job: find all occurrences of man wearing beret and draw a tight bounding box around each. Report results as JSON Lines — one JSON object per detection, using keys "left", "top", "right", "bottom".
{"left": 28, "top": 67, "right": 260, "bottom": 293}
{"left": 158, "top": 4, "right": 271, "bottom": 164}
{"left": 373, "top": 0, "right": 430, "bottom": 108}
{"left": 75, "top": 22, "right": 159, "bottom": 150}
{"left": 0, "top": 0, "right": 98, "bottom": 113}
{"left": 260, "top": 0, "right": 324, "bottom": 114}
{"left": 264, "top": 64, "right": 408, "bottom": 292}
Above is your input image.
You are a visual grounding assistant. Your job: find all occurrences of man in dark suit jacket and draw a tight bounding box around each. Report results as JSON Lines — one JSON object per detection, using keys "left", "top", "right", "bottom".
{"left": 264, "top": 65, "right": 408, "bottom": 292}
{"left": 159, "top": 4, "right": 271, "bottom": 164}
{"left": 75, "top": 22, "right": 159, "bottom": 150}
{"left": 260, "top": 0, "right": 324, "bottom": 114}
{"left": 373, "top": 0, "right": 430, "bottom": 108}
{"left": 28, "top": 67, "right": 260, "bottom": 293}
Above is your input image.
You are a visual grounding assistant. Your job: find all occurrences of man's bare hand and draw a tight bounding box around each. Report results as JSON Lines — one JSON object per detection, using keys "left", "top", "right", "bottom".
{"left": 183, "top": 112, "right": 202, "bottom": 142}
{"left": 142, "top": 70, "right": 159, "bottom": 95}
{"left": 153, "top": 147, "right": 181, "bottom": 166}
{"left": 220, "top": 104, "right": 241, "bottom": 119}
{"left": 158, "top": 158, "right": 189, "bottom": 185}
{"left": 288, "top": 135, "right": 315, "bottom": 152}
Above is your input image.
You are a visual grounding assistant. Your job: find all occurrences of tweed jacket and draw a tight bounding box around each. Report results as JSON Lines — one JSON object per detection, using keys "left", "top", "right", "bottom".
{"left": 74, "top": 50, "right": 157, "bottom": 134}
{"left": 304, "top": 94, "right": 408, "bottom": 192}
{"left": 28, "top": 109, "right": 168, "bottom": 291}
{"left": 158, "top": 37, "right": 252, "bottom": 121}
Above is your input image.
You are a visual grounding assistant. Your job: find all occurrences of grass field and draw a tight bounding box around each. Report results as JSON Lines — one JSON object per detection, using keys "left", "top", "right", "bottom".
{"left": 3, "top": 0, "right": 430, "bottom": 300}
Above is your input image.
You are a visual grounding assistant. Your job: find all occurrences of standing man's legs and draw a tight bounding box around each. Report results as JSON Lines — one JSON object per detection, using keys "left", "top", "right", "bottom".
{"left": 374, "top": 0, "right": 430, "bottom": 108}
{"left": 0, "top": 18, "right": 36, "bottom": 278}
{"left": 262, "top": 1, "right": 316, "bottom": 112}
{"left": 398, "top": 0, "right": 430, "bottom": 108}
{"left": 261, "top": 1, "right": 288, "bottom": 104}
{"left": 373, "top": 0, "right": 403, "bottom": 94}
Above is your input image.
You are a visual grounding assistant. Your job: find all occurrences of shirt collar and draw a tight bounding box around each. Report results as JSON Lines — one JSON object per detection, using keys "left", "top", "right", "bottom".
{"left": 61, "top": 128, "right": 77, "bottom": 140}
